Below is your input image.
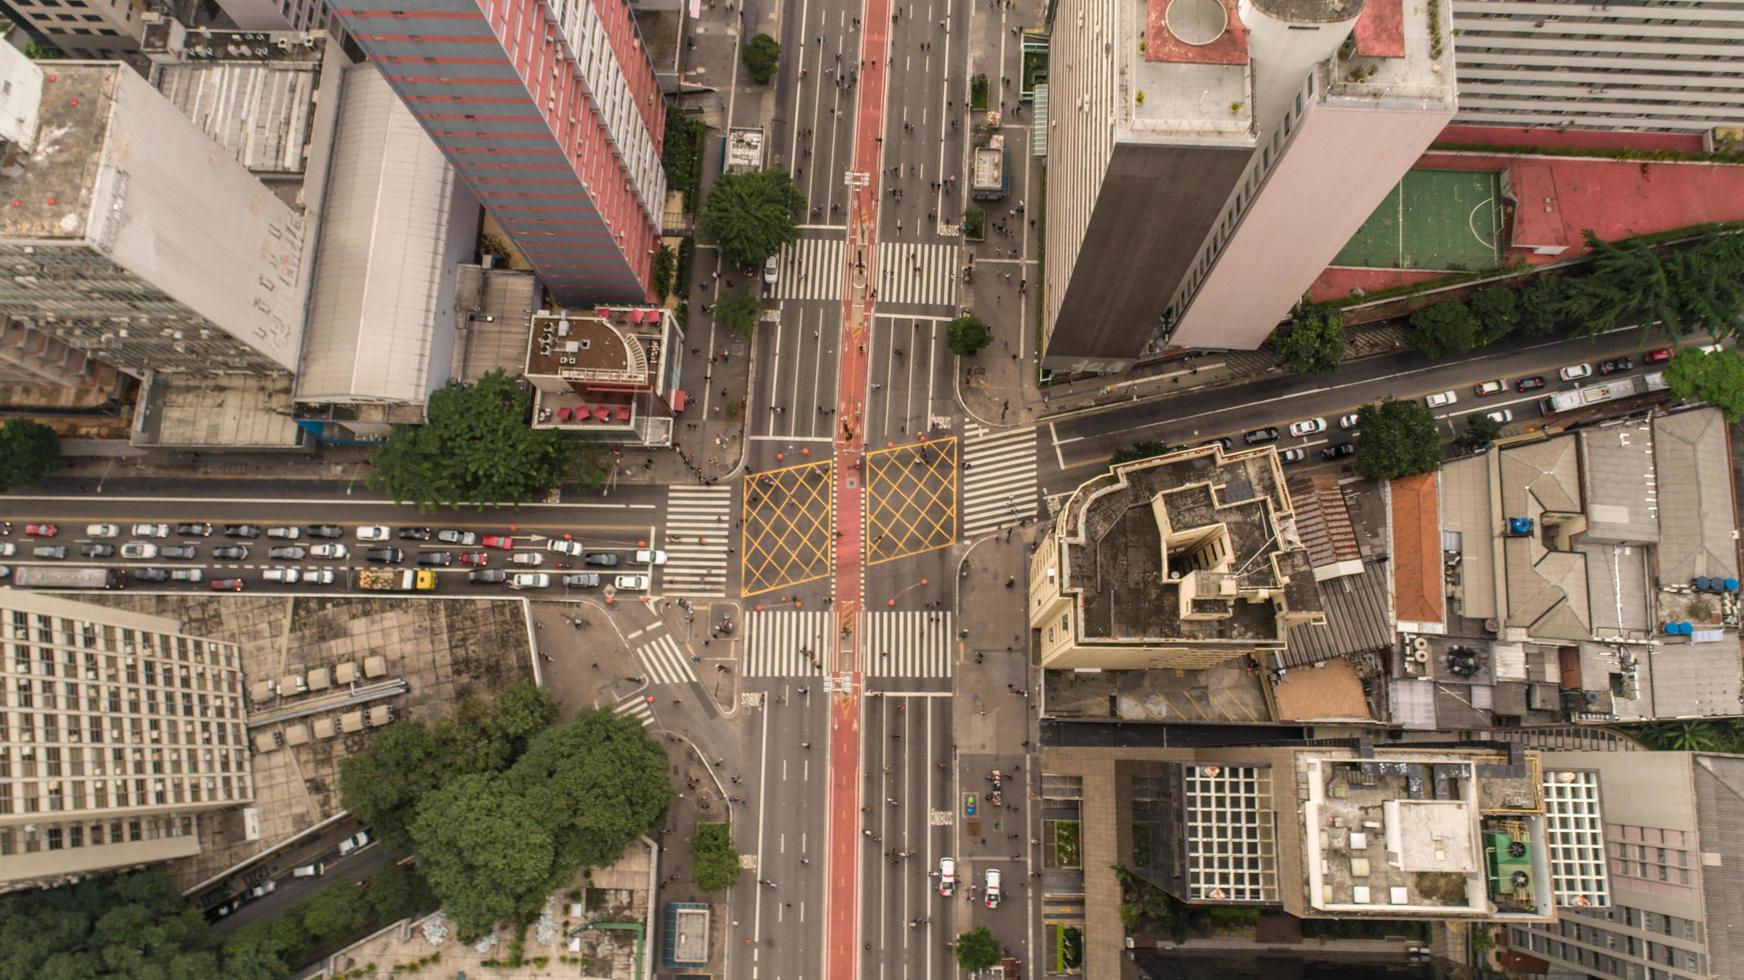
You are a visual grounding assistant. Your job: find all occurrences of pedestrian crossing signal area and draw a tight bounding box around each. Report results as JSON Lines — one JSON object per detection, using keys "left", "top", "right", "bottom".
{"left": 741, "top": 460, "right": 835, "bottom": 596}
{"left": 864, "top": 437, "right": 958, "bottom": 564}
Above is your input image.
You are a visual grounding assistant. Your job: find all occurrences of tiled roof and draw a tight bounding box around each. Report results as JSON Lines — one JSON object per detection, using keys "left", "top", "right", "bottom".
{"left": 1287, "top": 473, "right": 1363, "bottom": 568}
{"left": 1390, "top": 473, "right": 1445, "bottom": 626}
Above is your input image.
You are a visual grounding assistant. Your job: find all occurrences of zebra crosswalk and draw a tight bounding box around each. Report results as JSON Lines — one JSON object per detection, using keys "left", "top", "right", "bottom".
{"left": 744, "top": 610, "right": 835, "bottom": 677}
{"left": 662, "top": 486, "right": 733, "bottom": 597}
{"left": 873, "top": 242, "right": 958, "bottom": 308}
{"left": 961, "top": 423, "right": 1039, "bottom": 535}
{"left": 635, "top": 631, "right": 697, "bottom": 685}
{"left": 768, "top": 237, "right": 845, "bottom": 301}
{"left": 613, "top": 696, "right": 655, "bottom": 728}
{"left": 862, "top": 610, "right": 955, "bottom": 678}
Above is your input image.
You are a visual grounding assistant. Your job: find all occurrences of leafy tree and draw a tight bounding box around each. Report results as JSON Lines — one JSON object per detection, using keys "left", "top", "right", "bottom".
{"left": 1270, "top": 304, "right": 1345, "bottom": 375}
{"left": 1561, "top": 232, "right": 1676, "bottom": 338}
{"left": 946, "top": 314, "right": 992, "bottom": 356}
{"left": 411, "top": 772, "right": 557, "bottom": 934}
{"left": 506, "top": 709, "right": 674, "bottom": 874}
{"left": 339, "top": 720, "right": 447, "bottom": 847}
{"left": 1517, "top": 276, "right": 1566, "bottom": 337}
{"left": 1666, "top": 348, "right": 1744, "bottom": 421}
{"left": 690, "top": 822, "right": 743, "bottom": 892}
{"left": 742, "top": 33, "right": 781, "bottom": 84}
{"left": 1468, "top": 286, "right": 1519, "bottom": 346}
{"left": 368, "top": 370, "right": 599, "bottom": 512}
{"left": 954, "top": 926, "right": 1001, "bottom": 971}
{"left": 1406, "top": 299, "right": 1478, "bottom": 359}
{"left": 1352, "top": 399, "right": 1442, "bottom": 481}
{"left": 364, "top": 864, "right": 439, "bottom": 923}
{"left": 700, "top": 169, "right": 804, "bottom": 269}
{"left": 299, "top": 884, "right": 370, "bottom": 941}
{"left": 717, "top": 289, "right": 761, "bottom": 340}
{"left": 0, "top": 871, "right": 220, "bottom": 980}
{"left": 1110, "top": 441, "right": 1172, "bottom": 466}
{"left": 493, "top": 680, "right": 558, "bottom": 756}
{"left": 1457, "top": 413, "right": 1503, "bottom": 452}
{"left": 662, "top": 107, "right": 709, "bottom": 210}
{"left": 652, "top": 244, "right": 676, "bottom": 298}
{"left": 1665, "top": 233, "right": 1744, "bottom": 341}
{"left": 0, "top": 418, "right": 64, "bottom": 491}
{"left": 1640, "top": 720, "right": 1720, "bottom": 752}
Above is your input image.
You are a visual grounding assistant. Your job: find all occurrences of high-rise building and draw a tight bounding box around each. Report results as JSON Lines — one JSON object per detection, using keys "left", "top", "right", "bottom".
{"left": 1450, "top": 0, "right": 1744, "bottom": 135}
{"left": 333, "top": 0, "right": 667, "bottom": 304}
{"left": 0, "top": 46, "right": 310, "bottom": 376}
{"left": 1041, "top": 0, "right": 1455, "bottom": 371}
{"left": 0, "top": 591, "right": 253, "bottom": 893}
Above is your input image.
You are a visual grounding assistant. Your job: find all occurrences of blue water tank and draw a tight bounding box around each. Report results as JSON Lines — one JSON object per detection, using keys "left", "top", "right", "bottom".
{"left": 1680, "top": 621, "right": 1695, "bottom": 635}
{"left": 1665, "top": 622, "right": 1681, "bottom": 635}
{"left": 1695, "top": 576, "right": 1712, "bottom": 592}
{"left": 1507, "top": 517, "right": 1534, "bottom": 536}
{"left": 1728, "top": 578, "right": 1741, "bottom": 592}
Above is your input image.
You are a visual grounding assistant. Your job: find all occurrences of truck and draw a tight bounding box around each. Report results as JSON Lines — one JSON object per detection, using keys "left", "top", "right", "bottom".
{"left": 355, "top": 568, "right": 437, "bottom": 592}
{"left": 724, "top": 127, "right": 765, "bottom": 174}
{"left": 972, "top": 133, "right": 1008, "bottom": 200}
{"left": 12, "top": 566, "right": 126, "bottom": 589}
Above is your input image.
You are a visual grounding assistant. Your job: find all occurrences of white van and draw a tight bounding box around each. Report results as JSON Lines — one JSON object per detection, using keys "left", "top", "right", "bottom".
{"left": 292, "top": 863, "right": 324, "bottom": 877}
{"left": 984, "top": 868, "right": 1002, "bottom": 909}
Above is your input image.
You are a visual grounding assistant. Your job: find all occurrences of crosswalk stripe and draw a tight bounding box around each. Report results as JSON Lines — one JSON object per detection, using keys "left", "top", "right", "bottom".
{"left": 873, "top": 241, "right": 957, "bottom": 308}
{"left": 745, "top": 610, "right": 834, "bottom": 677}
{"left": 961, "top": 424, "right": 1039, "bottom": 535}
{"left": 636, "top": 632, "right": 697, "bottom": 685}
{"left": 770, "top": 237, "right": 845, "bottom": 302}
{"left": 861, "top": 610, "right": 955, "bottom": 678}
{"left": 613, "top": 697, "right": 655, "bottom": 728}
{"left": 661, "top": 486, "right": 733, "bottom": 597}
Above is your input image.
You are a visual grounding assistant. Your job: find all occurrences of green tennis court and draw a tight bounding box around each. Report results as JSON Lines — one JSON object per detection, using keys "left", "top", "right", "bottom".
{"left": 1332, "top": 169, "right": 1502, "bottom": 272}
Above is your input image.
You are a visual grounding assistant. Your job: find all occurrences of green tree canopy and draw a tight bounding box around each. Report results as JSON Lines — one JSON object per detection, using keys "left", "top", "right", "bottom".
{"left": 652, "top": 244, "right": 676, "bottom": 298}
{"left": 339, "top": 719, "right": 447, "bottom": 847}
{"left": 1110, "top": 441, "right": 1172, "bottom": 467}
{"left": 1516, "top": 275, "right": 1567, "bottom": 337}
{"left": 1270, "top": 304, "right": 1345, "bottom": 375}
{"left": 690, "top": 822, "right": 743, "bottom": 892}
{"left": 367, "top": 370, "right": 598, "bottom": 512}
{"left": 1467, "top": 286, "right": 1519, "bottom": 346}
{"left": 954, "top": 926, "right": 1001, "bottom": 971}
{"left": 717, "top": 289, "right": 761, "bottom": 340}
{"left": 1457, "top": 412, "right": 1503, "bottom": 453}
{"left": 298, "top": 884, "right": 370, "bottom": 941}
{"left": 700, "top": 169, "right": 804, "bottom": 268}
{"left": 1639, "top": 720, "right": 1721, "bottom": 752}
{"left": 411, "top": 772, "right": 557, "bottom": 934}
{"left": 742, "top": 33, "right": 781, "bottom": 84}
{"left": 1665, "top": 347, "right": 1744, "bottom": 421}
{"left": 946, "top": 314, "right": 992, "bottom": 356}
{"left": 1406, "top": 299, "right": 1479, "bottom": 359}
{"left": 506, "top": 709, "right": 675, "bottom": 873}
{"left": 0, "top": 871, "right": 215, "bottom": 980}
{"left": 0, "top": 419, "right": 64, "bottom": 492}
{"left": 1352, "top": 399, "right": 1443, "bottom": 481}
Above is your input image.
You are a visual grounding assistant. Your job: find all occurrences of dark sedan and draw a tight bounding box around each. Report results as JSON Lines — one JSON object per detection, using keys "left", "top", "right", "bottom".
{"left": 1242, "top": 427, "right": 1280, "bottom": 445}
{"left": 1515, "top": 376, "right": 1546, "bottom": 392}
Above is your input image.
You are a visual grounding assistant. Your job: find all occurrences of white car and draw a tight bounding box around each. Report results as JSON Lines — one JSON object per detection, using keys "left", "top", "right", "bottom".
{"left": 437, "top": 529, "right": 478, "bottom": 546}
{"left": 266, "top": 526, "right": 301, "bottom": 540}
{"left": 337, "top": 830, "right": 372, "bottom": 856}
{"left": 1559, "top": 363, "right": 1593, "bottom": 381}
{"left": 984, "top": 868, "right": 1002, "bottom": 909}
{"left": 938, "top": 857, "right": 957, "bottom": 896}
{"left": 1279, "top": 447, "right": 1306, "bottom": 464}
{"left": 355, "top": 525, "right": 391, "bottom": 542}
{"left": 634, "top": 549, "right": 669, "bottom": 565}
{"left": 763, "top": 255, "right": 779, "bottom": 285}
{"left": 131, "top": 523, "right": 171, "bottom": 539}
{"left": 1424, "top": 390, "right": 1458, "bottom": 408}
{"left": 1337, "top": 413, "right": 1361, "bottom": 430}
{"left": 0, "top": 543, "right": 14, "bottom": 557}
{"left": 1484, "top": 409, "right": 1514, "bottom": 424}
{"left": 263, "top": 568, "right": 300, "bottom": 584}
{"left": 303, "top": 569, "right": 337, "bottom": 585}
{"left": 1474, "top": 379, "right": 1506, "bottom": 396}
{"left": 613, "top": 574, "right": 649, "bottom": 592}
{"left": 547, "top": 538, "right": 585, "bottom": 556}
{"left": 1287, "top": 417, "right": 1326, "bottom": 437}
{"left": 119, "top": 543, "right": 159, "bottom": 560}
{"left": 85, "top": 524, "right": 120, "bottom": 538}
{"left": 509, "top": 552, "right": 545, "bottom": 566}
{"left": 509, "top": 572, "right": 551, "bottom": 590}
{"left": 310, "top": 543, "right": 348, "bottom": 559}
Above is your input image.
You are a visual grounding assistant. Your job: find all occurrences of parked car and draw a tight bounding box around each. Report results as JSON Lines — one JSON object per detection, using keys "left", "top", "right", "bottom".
{"left": 633, "top": 549, "right": 669, "bottom": 565}
{"left": 1337, "top": 413, "right": 1361, "bottom": 430}
{"left": 23, "top": 523, "right": 57, "bottom": 537}
{"left": 212, "top": 546, "right": 249, "bottom": 561}
{"left": 437, "top": 529, "right": 478, "bottom": 546}
{"left": 131, "top": 523, "right": 170, "bottom": 539}
{"left": 120, "top": 543, "right": 159, "bottom": 560}
{"left": 1515, "top": 375, "right": 1546, "bottom": 392}
{"left": 1279, "top": 447, "right": 1306, "bottom": 464}
{"left": 310, "top": 543, "right": 348, "bottom": 559}
{"left": 223, "top": 524, "right": 261, "bottom": 539}
{"left": 133, "top": 568, "right": 170, "bottom": 583}
{"left": 266, "top": 526, "right": 301, "bottom": 540}
{"left": 32, "top": 545, "right": 66, "bottom": 559}
{"left": 249, "top": 880, "right": 276, "bottom": 899}
{"left": 263, "top": 568, "right": 300, "bottom": 584}
{"left": 548, "top": 538, "right": 585, "bottom": 556}
{"left": 268, "top": 546, "right": 306, "bottom": 561}
{"left": 613, "top": 574, "right": 649, "bottom": 591}
{"left": 85, "top": 523, "right": 120, "bottom": 538}
{"left": 303, "top": 570, "right": 336, "bottom": 585}
{"left": 1485, "top": 409, "right": 1515, "bottom": 424}
{"left": 175, "top": 523, "right": 214, "bottom": 537}
{"left": 1424, "top": 390, "right": 1458, "bottom": 408}
{"left": 481, "top": 534, "right": 515, "bottom": 550}
{"left": 563, "top": 573, "right": 602, "bottom": 588}
{"left": 0, "top": 565, "right": 9, "bottom": 579}
{"left": 1599, "top": 357, "right": 1634, "bottom": 376}
{"left": 161, "top": 544, "right": 198, "bottom": 560}
{"left": 984, "top": 868, "right": 1002, "bottom": 909}
{"left": 1242, "top": 427, "right": 1279, "bottom": 445}
{"left": 81, "top": 543, "right": 115, "bottom": 558}
{"left": 939, "top": 857, "right": 957, "bottom": 896}
{"left": 0, "top": 543, "right": 13, "bottom": 557}
{"left": 468, "top": 569, "right": 507, "bottom": 584}
{"left": 1322, "top": 443, "right": 1357, "bottom": 461}
{"left": 510, "top": 552, "right": 546, "bottom": 567}
{"left": 416, "top": 551, "right": 454, "bottom": 567}
{"left": 355, "top": 525, "right": 391, "bottom": 542}
{"left": 209, "top": 579, "right": 245, "bottom": 591}
{"left": 337, "top": 830, "right": 372, "bottom": 856}
{"left": 1698, "top": 343, "right": 1725, "bottom": 355}
{"left": 398, "top": 527, "right": 431, "bottom": 541}
{"left": 1644, "top": 347, "right": 1674, "bottom": 365}
{"left": 458, "top": 551, "right": 488, "bottom": 566}
{"left": 1474, "top": 379, "right": 1506, "bottom": 396}
{"left": 763, "top": 254, "right": 779, "bottom": 285}
{"left": 169, "top": 568, "right": 203, "bottom": 583}
{"left": 292, "top": 863, "right": 324, "bottom": 878}
{"left": 509, "top": 573, "right": 551, "bottom": 590}
{"left": 583, "top": 552, "right": 619, "bottom": 567}
{"left": 307, "top": 524, "right": 345, "bottom": 539}
{"left": 1288, "top": 417, "right": 1326, "bottom": 437}
{"left": 364, "top": 547, "right": 403, "bottom": 563}
{"left": 1207, "top": 437, "right": 1233, "bottom": 453}
{"left": 1559, "top": 362, "right": 1593, "bottom": 381}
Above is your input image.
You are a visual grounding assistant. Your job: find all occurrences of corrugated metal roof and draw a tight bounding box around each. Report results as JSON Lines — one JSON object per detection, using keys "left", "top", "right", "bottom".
{"left": 1653, "top": 408, "right": 1738, "bottom": 585}
{"left": 156, "top": 61, "right": 317, "bottom": 174}
{"left": 1282, "top": 561, "right": 1392, "bottom": 666}
{"left": 296, "top": 64, "right": 479, "bottom": 406}
{"left": 1694, "top": 754, "right": 1744, "bottom": 980}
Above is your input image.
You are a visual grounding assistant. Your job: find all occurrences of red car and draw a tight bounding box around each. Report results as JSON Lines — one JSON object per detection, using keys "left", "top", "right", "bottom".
{"left": 209, "top": 578, "right": 245, "bottom": 591}
{"left": 458, "top": 551, "right": 489, "bottom": 566}
{"left": 24, "top": 523, "right": 58, "bottom": 537}
{"left": 1644, "top": 347, "right": 1674, "bottom": 365}
{"left": 481, "top": 534, "right": 515, "bottom": 550}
